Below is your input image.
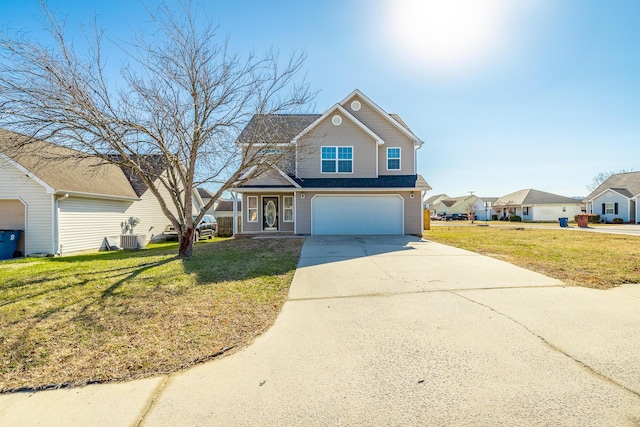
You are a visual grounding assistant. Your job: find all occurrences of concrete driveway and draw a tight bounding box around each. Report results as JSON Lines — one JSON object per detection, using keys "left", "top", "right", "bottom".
{"left": 2, "top": 236, "right": 639, "bottom": 426}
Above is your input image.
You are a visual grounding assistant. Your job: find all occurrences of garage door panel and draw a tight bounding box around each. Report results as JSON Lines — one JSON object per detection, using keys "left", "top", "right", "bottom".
{"left": 312, "top": 195, "right": 403, "bottom": 235}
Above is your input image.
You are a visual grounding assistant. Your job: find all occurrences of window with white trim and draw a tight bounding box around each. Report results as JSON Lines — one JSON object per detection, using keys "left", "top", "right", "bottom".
{"left": 283, "top": 196, "right": 293, "bottom": 222}
{"left": 247, "top": 196, "right": 258, "bottom": 222}
{"left": 387, "top": 147, "right": 401, "bottom": 170}
{"left": 321, "top": 146, "right": 352, "bottom": 173}
{"left": 605, "top": 203, "right": 615, "bottom": 215}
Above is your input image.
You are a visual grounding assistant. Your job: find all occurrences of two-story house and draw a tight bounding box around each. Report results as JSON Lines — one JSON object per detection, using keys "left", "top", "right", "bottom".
{"left": 231, "top": 90, "right": 430, "bottom": 236}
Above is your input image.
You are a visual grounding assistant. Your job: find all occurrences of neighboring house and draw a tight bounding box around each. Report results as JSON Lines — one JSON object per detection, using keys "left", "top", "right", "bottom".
{"left": 232, "top": 89, "right": 431, "bottom": 236}
{"left": 475, "top": 197, "right": 498, "bottom": 221}
{"left": 493, "top": 189, "right": 583, "bottom": 221}
{"left": 213, "top": 200, "right": 242, "bottom": 218}
{"left": 0, "top": 129, "right": 203, "bottom": 256}
{"left": 584, "top": 172, "right": 640, "bottom": 223}
{"left": 423, "top": 193, "right": 448, "bottom": 211}
{"left": 197, "top": 188, "right": 218, "bottom": 214}
{"left": 430, "top": 194, "right": 498, "bottom": 220}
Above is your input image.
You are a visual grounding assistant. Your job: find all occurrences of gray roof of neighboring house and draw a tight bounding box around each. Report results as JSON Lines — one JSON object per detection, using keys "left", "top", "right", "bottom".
{"left": 480, "top": 197, "right": 499, "bottom": 204}
{"left": 197, "top": 188, "right": 216, "bottom": 199}
{"left": 0, "top": 129, "right": 139, "bottom": 199}
{"left": 584, "top": 172, "right": 640, "bottom": 200}
{"left": 214, "top": 200, "right": 242, "bottom": 212}
{"left": 109, "top": 154, "right": 166, "bottom": 197}
{"left": 424, "top": 193, "right": 448, "bottom": 205}
{"left": 494, "top": 189, "right": 580, "bottom": 206}
{"left": 236, "top": 114, "right": 321, "bottom": 144}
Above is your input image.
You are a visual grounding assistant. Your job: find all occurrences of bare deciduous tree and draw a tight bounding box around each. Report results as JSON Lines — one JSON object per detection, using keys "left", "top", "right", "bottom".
{"left": 464, "top": 200, "right": 477, "bottom": 223}
{"left": 586, "top": 169, "right": 635, "bottom": 192}
{"left": 0, "top": 1, "right": 313, "bottom": 258}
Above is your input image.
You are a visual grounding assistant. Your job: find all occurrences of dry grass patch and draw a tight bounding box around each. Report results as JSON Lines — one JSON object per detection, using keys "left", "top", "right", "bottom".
{"left": 0, "top": 238, "right": 303, "bottom": 392}
{"left": 425, "top": 226, "right": 640, "bottom": 289}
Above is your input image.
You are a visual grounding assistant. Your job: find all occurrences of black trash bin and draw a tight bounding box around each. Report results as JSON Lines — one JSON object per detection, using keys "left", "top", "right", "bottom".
{"left": 0, "top": 230, "right": 22, "bottom": 260}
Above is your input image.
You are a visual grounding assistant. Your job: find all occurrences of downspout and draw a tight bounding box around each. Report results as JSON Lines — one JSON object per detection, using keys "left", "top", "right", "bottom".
{"left": 52, "top": 193, "right": 68, "bottom": 256}
{"left": 232, "top": 190, "right": 238, "bottom": 236}
{"left": 51, "top": 194, "right": 59, "bottom": 255}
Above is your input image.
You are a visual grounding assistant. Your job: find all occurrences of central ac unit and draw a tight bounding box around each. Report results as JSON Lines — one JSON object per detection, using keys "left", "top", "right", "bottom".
{"left": 120, "top": 234, "right": 146, "bottom": 250}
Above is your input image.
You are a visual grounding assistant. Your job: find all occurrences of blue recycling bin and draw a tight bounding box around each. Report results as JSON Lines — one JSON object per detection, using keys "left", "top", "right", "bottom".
{"left": 0, "top": 230, "right": 22, "bottom": 260}
{"left": 558, "top": 218, "right": 569, "bottom": 228}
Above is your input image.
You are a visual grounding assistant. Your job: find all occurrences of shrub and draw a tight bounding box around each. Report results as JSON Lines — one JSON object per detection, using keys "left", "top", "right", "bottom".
{"left": 613, "top": 217, "right": 624, "bottom": 224}
{"left": 509, "top": 215, "right": 522, "bottom": 222}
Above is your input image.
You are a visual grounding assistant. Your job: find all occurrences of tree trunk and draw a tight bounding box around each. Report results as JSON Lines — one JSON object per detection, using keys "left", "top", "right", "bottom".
{"left": 178, "top": 227, "right": 195, "bottom": 258}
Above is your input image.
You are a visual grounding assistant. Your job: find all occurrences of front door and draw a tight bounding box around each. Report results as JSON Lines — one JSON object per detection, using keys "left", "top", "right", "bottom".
{"left": 262, "top": 197, "right": 279, "bottom": 231}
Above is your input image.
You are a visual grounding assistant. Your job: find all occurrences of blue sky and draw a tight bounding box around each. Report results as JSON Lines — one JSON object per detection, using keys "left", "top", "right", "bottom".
{"left": 2, "top": 0, "right": 639, "bottom": 198}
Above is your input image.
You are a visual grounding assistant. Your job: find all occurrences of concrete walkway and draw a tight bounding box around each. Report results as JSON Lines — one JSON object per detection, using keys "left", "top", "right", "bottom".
{"left": 1, "top": 236, "right": 639, "bottom": 426}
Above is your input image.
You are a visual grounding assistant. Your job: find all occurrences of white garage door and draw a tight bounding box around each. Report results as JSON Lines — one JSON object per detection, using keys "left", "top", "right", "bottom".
{"left": 312, "top": 195, "right": 403, "bottom": 235}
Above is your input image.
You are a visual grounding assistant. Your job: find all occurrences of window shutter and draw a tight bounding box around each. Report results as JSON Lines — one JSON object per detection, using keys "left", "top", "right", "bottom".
{"left": 615, "top": 203, "right": 619, "bottom": 215}
{"left": 602, "top": 203, "right": 605, "bottom": 215}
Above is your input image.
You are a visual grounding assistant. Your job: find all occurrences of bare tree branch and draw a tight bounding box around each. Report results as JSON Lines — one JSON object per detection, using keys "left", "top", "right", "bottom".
{"left": 0, "top": 0, "right": 315, "bottom": 258}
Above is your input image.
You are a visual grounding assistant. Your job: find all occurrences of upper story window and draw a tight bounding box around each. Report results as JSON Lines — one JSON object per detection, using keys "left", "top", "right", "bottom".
{"left": 387, "top": 147, "right": 401, "bottom": 170}
{"left": 321, "top": 146, "right": 353, "bottom": 173}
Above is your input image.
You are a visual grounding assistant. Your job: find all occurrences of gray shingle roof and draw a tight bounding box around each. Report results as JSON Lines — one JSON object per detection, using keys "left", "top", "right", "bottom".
{"left": 0, "top": 129, "right": 138, "bottom": 199}
{"left": 214, "top": 200, "right": 241, "bottom": 212}
{"left": 108, "top": 154, "right": 166, "bottom": 197}
{"left": 424, "top": 193, "right": 448, "bottom": 205}
{"left": 236, "top": 114, "right": 321, "bottom": 145}
{"left": 495, "top": 189, "right": 580, "bottom": 206}
{"left": 584, "top": 172, "right": 640, "bottom": 200}
{"left": 197, "top": 188, "right": 216, "bottom": 199}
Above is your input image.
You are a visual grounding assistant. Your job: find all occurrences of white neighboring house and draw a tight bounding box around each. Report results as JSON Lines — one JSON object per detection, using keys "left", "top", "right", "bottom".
{"left": 584, "top": 171, "right": 640, "bottom": 223}
{"left": 493, "top": 189, "right": 583, "bottom": 221}
{"left": 0, "top": 129, "right": 203, "bottom": 257}
{"left": 428, "top": 194, "right": 498, "bottom": 221}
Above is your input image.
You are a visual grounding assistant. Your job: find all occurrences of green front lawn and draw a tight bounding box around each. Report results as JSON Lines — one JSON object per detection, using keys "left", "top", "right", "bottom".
{"left": 0, "top": 237, "right": 303, "bottom": 392}
{"left": 425, "top": 226, "right": 640, "bottom": 289}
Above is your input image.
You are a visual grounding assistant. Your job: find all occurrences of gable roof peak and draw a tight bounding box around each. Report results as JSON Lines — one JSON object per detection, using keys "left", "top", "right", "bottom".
{"left": 339, "top": 89, "right": 424, "bottom": 147}
{"left": 292, "top": 103, "right": 384, "bottom": 146}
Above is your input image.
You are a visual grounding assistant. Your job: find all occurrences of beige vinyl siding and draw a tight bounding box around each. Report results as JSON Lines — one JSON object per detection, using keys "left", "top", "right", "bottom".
{"left": 344, "top": 94, "right": 416, "bottom": 176}
{"left": 402, "top": 191, "right": 423, "bottom": 235}
{"left": 243, "top": 147, "right": 296, "bottom": 176}
{"left": 58, "top": 197, "right": 134, "bottom": 254}
{"left": 240, "top": 193, "right": 295, "bottom": 233}
{"left": 242, "top": 168, "right": 293, "bottom": 187}
{"left": 296, "top": 117, "right": 377, "bottom": 178}
{"left": 295, "top": 192, "right": 311, "bottom": 234}
{"left": 0, "top": 158, "right": 53, "bottom": 255}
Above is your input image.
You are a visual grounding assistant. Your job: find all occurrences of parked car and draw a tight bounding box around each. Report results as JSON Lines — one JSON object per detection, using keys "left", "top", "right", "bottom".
{"left": 430, "top": 213, "right": 442, "bottom": 221}
{"left": 164, "top": 214, "right": 217, "bottom": 241}
{"left": 442, "top": 213, "right": 468, "bottom": 221}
